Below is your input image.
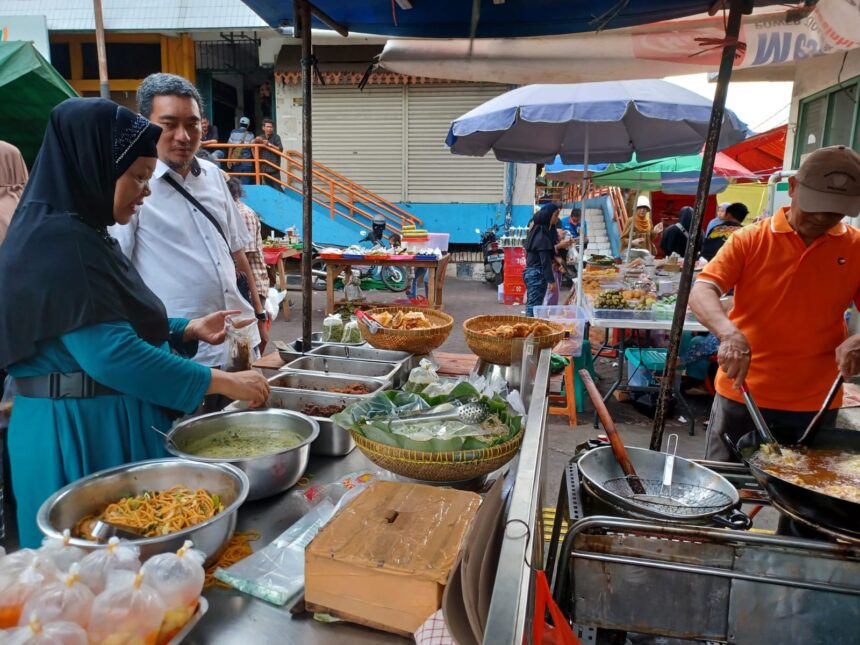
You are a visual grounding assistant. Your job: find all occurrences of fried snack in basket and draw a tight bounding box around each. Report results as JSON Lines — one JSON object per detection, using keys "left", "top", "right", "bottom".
{"left": 372, "top": 310, "right": 432, "bottom": 330}
{"left": 372, "top": 311, "right": 394, "bottom": 327}
{"left": 480, "top": 320, "right": 555, "bottom": 339}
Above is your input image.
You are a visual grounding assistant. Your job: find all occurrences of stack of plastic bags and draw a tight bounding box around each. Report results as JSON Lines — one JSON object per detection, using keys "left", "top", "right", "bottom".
{"left": 0, "top": 533, "right": 206, "bottom": 645}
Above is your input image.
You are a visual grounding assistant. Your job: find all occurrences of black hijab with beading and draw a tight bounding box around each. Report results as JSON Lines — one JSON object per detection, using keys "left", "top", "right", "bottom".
{"left": 0, "top": 98, "right": 169, "bottom": 367}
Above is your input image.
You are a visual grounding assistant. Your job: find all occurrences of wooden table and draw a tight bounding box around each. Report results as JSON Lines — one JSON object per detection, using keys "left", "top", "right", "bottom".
{"left": 324, "top": 254, "right": 451, "bottom": 315}
{"left": 253, "top": 348, "right": 477, "bottom": 377}
{"left": 263, "top": 247, "right": 300, "bottom": 320}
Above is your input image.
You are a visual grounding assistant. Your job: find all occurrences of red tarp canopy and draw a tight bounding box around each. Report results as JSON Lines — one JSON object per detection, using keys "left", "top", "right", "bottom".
{"left": 719, "top": 124, "right": 787, "bottom": 177}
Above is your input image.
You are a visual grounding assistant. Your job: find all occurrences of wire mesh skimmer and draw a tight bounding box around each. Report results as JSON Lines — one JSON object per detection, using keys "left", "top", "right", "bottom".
{"left": 601, "top": 477, "right": 734, "bottom": 515}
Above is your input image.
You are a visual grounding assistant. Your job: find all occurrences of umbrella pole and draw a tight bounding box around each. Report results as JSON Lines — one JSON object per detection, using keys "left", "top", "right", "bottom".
{"left": 575, "top": 127, "right": 589, "bottom": 307}
{"left": 299, "top": 0, "right": 314, "bottom": 351}
{"left": 650, "top": 0, "right": 751, "bottom": 450}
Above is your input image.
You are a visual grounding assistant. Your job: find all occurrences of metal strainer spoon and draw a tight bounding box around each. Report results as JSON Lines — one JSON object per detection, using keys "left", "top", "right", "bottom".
{"left": 389, "top": 401, "right": 491, "bottom": 428}
{"left": 631, "top": 434, "right": 691, "bottom": 508}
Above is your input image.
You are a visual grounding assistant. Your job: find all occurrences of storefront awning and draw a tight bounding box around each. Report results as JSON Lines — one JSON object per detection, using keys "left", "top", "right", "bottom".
{"left": 0, "top": 42, "right": 77, "bottom": 164}
{"left": 719, "top": 124, "right": 787, "bottom": 176}
{"left": 241, "top": 0, "right": 782, "bottom": 38}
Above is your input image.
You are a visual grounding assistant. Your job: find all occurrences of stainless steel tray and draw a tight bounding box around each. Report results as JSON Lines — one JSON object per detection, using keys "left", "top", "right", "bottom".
{"left": 171, "top": 596, "right": 209, "bottom": 644}
{"left": 284, "top": 355, "right": 400, "bottom": 385}
{"left": 307, "top": 345, "right": 415, "bottom": 385}
{"left": 225, "top": 390, "right": 358, "bottom": 457}
{"left": 267, "top": 371, "right": 387, "bottom": 397}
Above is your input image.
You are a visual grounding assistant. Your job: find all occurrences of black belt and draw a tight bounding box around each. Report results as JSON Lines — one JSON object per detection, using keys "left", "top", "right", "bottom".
{"left": 16, "top": 372, "right": 118, "bottom": 399}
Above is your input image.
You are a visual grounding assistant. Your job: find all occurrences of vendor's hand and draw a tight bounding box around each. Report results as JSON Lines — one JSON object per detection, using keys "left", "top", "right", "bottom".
{"left": 835, "top": 334, "right": 860, "bottom": 378}
{"left": 185, "top": 310, "right": 241, "bottom": 344}
{"left": 717, "top": 329, "right": 751, "bottom": 389}
{"left": 220, "top": 370, "right": 270, "bottom": 408}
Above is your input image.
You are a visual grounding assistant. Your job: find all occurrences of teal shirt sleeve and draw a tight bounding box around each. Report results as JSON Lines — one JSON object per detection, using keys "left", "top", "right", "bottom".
{"left": 167, "top": 318, "right": 199, "bottom": 357}
{"left": 60, "top": 321, "right": 211, "bottom": 414}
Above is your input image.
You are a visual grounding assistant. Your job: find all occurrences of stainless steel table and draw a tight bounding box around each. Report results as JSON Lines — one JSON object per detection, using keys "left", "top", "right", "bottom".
{"left": 186, "top": 348, "right": 553, "bottom": 644}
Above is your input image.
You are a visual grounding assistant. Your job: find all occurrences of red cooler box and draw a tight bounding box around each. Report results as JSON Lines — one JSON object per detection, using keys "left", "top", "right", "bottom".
{"left": 504, "top": 247, "right": 526, "bottom": 275}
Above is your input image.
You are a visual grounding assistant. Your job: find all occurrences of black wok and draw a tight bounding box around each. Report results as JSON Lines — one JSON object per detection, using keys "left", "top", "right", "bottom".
{"left": 726, "top": 426, "right": 860, "bottom": 538}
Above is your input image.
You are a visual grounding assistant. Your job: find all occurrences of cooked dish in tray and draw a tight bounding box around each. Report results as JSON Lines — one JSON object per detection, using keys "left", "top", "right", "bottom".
{"left": 752, "top": 446, "right": 860, "bottom": 503}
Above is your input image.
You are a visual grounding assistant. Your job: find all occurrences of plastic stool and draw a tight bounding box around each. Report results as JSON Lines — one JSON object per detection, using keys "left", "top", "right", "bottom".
{"left": 548, "top": 359, "right": 577, "bottom": 425}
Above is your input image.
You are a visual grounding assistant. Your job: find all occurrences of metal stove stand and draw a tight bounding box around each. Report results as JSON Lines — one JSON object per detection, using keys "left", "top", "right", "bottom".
{"left": 546, "top": 452, "right": 860, "bottom": 645}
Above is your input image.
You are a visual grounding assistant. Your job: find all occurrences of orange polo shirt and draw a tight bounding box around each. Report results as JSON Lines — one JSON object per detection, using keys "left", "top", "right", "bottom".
{"left": 697, "top": 207, "right": 860, "bottom": 411}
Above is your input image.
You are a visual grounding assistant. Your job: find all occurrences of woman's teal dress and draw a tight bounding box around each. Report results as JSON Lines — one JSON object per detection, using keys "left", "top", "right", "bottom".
{"left": 7, "top": 318, "right": 211, "bottom": 547}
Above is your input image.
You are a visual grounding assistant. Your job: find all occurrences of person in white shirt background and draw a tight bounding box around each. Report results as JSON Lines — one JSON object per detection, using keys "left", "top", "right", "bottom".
{"left": 111, "top": 73, "right": 268, "bottom": 374}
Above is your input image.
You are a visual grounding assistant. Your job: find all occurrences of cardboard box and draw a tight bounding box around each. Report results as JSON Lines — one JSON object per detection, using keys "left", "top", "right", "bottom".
{"left": 304, "top": 481, "right": 481, "bottom": 637}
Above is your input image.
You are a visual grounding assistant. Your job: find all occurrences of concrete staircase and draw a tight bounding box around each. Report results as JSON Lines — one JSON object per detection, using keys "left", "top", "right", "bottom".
{"left": 585, "top": 207, "right": 611, "bottom": 256}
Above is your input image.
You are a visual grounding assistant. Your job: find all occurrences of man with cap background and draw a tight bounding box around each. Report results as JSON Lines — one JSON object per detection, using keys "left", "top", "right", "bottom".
{"left": 690, "top": 145, "right": 860, "bottom": 462}
{"left": 227, "top": 116, "right": 255, "bottom": 184}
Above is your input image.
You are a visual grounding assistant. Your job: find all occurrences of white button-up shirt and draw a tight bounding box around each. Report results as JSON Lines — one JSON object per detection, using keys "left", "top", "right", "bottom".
{"left": 111, "top": 158, "right": 259, "bottom": 367}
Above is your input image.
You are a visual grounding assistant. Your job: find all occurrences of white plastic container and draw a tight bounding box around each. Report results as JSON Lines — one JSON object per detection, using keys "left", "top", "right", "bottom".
{"left": 426, "top": 233, "right": 449, "bottom": 253}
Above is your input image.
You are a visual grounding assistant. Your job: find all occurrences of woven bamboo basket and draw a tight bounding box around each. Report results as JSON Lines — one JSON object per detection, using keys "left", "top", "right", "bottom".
{"left": 358, "top": 306, "right": 453, "bottom": 354}
{"left": 350, "top": 429, "right": 524, "bottom": 482}
{"left": 463, "top": 315, "right": 565, "bottom": 365}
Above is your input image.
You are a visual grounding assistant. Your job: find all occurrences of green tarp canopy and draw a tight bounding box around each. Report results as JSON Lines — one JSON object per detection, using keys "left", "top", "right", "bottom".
{"left": 0, "top": 41, "right": 77, "bottom": 164}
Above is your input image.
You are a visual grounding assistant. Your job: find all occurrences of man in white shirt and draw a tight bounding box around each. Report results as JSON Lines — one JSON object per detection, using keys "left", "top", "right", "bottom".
{"left": 111, "top": 73, "right": 267, "bottom": 368}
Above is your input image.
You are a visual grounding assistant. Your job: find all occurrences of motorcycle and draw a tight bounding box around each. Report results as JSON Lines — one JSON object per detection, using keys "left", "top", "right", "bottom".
{"left": 477, "top": 225, "right": 504, "bottom": 286}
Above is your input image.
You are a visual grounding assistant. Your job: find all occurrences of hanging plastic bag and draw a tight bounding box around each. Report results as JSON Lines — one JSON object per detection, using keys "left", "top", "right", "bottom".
{"left": 38, "top": 530, "right": 86, "bottom": 574}
{"left": 19, "top": 564, "right": 94, "bottom": 630}
{"left": 5, "top": 614, "right": 88, "bottom": 645}
{"left": 78, "top": 537, "right": 140, "bottom": 595}
{"left": 343, "top": 271, "right": 363, "bottom": 302}
{"left": 0, "top": 556, "right": 60, "bottom": 628}
{"left": 224, "top": 317, "right": 255, "bottom": 372}
{"left": 403, "top": 358, "right": 439, "bottom": 393}
{"left": 88, "top": 571, "right": 166, "bottom": 645}
{"left": 140, "top": 540, "right": 205, "bottom": 643}
{"left": 321, "top": 314, "right": 344, "bottom": 343}
{"left": 532, "top": 570, "right": 581, "bottom": 645}
{"left": 340, "top": 319, "right": 362, "bottom": 344}
{"left": 215, "top": 499, "right": 336, "bottom": 606}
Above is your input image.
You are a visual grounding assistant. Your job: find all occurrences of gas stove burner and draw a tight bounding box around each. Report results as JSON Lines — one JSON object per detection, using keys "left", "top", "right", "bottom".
{"left": 771, "top": 499, "right": 860, "bottom": 545}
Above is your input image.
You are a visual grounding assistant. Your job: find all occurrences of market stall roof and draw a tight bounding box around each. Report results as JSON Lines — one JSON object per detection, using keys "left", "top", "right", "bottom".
{"left": 0, "top": 42, "right": 77, "bottom": 165}
{"left": 718, "top": 124, "right": 786, "bottom": 177}
{"left": 240, "top": 0, "right": 775, "bottom": 37}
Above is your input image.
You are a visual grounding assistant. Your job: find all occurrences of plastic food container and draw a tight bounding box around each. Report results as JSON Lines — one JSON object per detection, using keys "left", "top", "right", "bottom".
{"left": 427, "top": 233, "right": 449, "bottom": 253}
{"left": 531, "top": 305, "right": 587, "bottom": 357}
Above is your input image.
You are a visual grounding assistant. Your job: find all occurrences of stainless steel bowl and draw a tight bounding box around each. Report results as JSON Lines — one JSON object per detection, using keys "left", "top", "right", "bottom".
{"left": 166, "top": 409, "right": 319, "bottom": 501}
{"left": 37, "top": 458, "right": 248, "bottom": 563}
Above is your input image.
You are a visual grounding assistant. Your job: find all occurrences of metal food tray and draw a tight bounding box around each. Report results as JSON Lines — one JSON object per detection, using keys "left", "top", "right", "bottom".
{"left": 307, "top": 345, "right": 415, "bottom": 384}
{"left": 268, "top": 371, "right": 388, "bottom": 397}
{"left": 284, "top": 355, "right": 401, "bottom": 386}
{"left": 225, "top": 390, "right": 360, "bottom": 457}
{"left": 170, "top": 596, "right": 208, "bottom": 644}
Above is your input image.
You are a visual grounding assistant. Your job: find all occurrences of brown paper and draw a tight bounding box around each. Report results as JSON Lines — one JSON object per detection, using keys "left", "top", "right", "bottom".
{"left": 305, "top": 480, "right": 481, "bottom": 636}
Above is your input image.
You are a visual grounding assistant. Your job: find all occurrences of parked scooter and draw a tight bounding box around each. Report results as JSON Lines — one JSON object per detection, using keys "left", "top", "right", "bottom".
{"left": 477, "top": 225, "right": 504, "bottom": 286}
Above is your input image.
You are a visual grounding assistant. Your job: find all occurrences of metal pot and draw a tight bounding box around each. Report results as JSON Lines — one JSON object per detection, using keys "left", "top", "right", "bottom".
{"left": 166, "top": 409, "right": 318, "bottom": 501}
{"left": 38, "top": 458, "right": 248, "bottom": 563}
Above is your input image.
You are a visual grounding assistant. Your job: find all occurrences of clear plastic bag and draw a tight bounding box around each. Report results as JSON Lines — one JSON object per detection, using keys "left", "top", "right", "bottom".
{"left": 140, "top": 540, "right": 204, "bottom": 643}
{"left": 39, "top": 530, "right": 86, "bottom": 574}
{"left": 224, "top": 317, "right": 255, "bottom": 372}
{"left": 0, "top": 556, "right": 60, "bottom": 628}
{"left": 5, "top": 615, "right": 88, "bottom": 645}
{"left": 403, "top": 358, "right": 439, "bottom": 393}
{"left": 321, "top": 314, "right": 344, "bottom": 343}
{"left": 78, "top": 538, "right": 140, "bottom": 595}
{"left": 19, "top": 564, "right": 93, "bottom": 630}
{"left": 343, "top": 271, "right": 363, "bottom": 302}
{"left": 88, "top": 571, "right": 166, "bottom": 645}
{"left": 215, "top": 499, "right": 336, "bottom": 606}
{"left": 340, "top": 319, "right": 362, "bottom": 344}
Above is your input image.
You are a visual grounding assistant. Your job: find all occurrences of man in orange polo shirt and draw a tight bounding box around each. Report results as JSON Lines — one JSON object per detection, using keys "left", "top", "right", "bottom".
{"left": 690, "top": 145, "right": 860, "bottom": 460}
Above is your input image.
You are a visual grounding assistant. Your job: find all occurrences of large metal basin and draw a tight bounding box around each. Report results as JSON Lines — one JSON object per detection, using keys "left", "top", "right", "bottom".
{"left": 268, "top": 371, "right": 387, "bottom": 397}
{"left": 226, "top": 390, "right": 359, "bottom": 457}
{"left": 166, "top": 409, "right": 318, "bottom": 501}
{"left": 38, "top": 458, "right": 248, "bottom": 563}
{"left": 284, "top": 355, "right": 400, "bottom": 385}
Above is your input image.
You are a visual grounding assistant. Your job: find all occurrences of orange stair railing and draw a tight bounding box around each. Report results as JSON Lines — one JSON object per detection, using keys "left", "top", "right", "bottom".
{"left": 202, "top": 142, "right": 422, "bottom": 234}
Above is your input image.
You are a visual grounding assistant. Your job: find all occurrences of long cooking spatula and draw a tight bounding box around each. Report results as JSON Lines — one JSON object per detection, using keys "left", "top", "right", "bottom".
{"left": 797, "top": 373, "right": 844, "bottom": 447}
{"left": 739, "top": 382, "right": 782, "bottom": 456}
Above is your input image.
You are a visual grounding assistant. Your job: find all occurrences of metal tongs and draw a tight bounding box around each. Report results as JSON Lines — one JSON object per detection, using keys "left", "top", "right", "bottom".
{"left": 797, "top": 373, "right": 844, "bottom": 447}
{"left": 739, "top": 382, "right": 782, "bottom": 456}
{"left": 355, "top": 309, "right": 381, "bottom": 334}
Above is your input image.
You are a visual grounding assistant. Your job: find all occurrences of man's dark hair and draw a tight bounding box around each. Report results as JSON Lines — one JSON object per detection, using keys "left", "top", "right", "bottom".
{"left": 262, "top": 118, "right": 274, "bottom": 127}
{"left": 137, "top": 73, "right": 203, "bottom": 118}
{"left": 226, "top": 176, "right": 244, "bottom": 201}
{"left": 726, "top": 202, "right": 749, "bottom": 222}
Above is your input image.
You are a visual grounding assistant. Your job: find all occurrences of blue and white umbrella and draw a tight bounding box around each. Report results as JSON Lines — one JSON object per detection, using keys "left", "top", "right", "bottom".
{"left": 446, "top": 80, "right": 749, "bottom": 164}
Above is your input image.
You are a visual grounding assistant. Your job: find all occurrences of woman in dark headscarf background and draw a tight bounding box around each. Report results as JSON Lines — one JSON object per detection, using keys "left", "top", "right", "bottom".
{"left": 0, "top": 140, "right": 28, "bottom": 245}
{"left": 0, "top": 98, "right": 270, "bottom": 546}
{"left": 523, "top": 203, "right": 568, "bottom": 316}
{"left": 659, "top": 205, "right": 694, "bottom": 258}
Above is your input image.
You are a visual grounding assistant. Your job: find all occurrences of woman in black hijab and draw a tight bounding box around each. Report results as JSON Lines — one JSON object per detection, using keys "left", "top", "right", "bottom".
{"left": 659, "top": 205, "right": 694, "bottom": 258}
{"left": 0, "top": 99, "right": 269, "bottom": 546}
{"left": 523, "top": 203, "right": 565, "bottom": 316}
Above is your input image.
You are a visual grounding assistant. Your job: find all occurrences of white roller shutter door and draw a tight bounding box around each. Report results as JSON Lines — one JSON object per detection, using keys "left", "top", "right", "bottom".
{"left": 406, "top": 85, "right": 506, "bottom": 203}
{"left": 312, "top": 86, "right": 404, "bottom": 201}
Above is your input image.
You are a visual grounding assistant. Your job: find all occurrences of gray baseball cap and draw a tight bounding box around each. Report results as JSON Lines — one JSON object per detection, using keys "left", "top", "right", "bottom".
{"left": 794, "top": 145, "right": 860, "bottom": 217}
